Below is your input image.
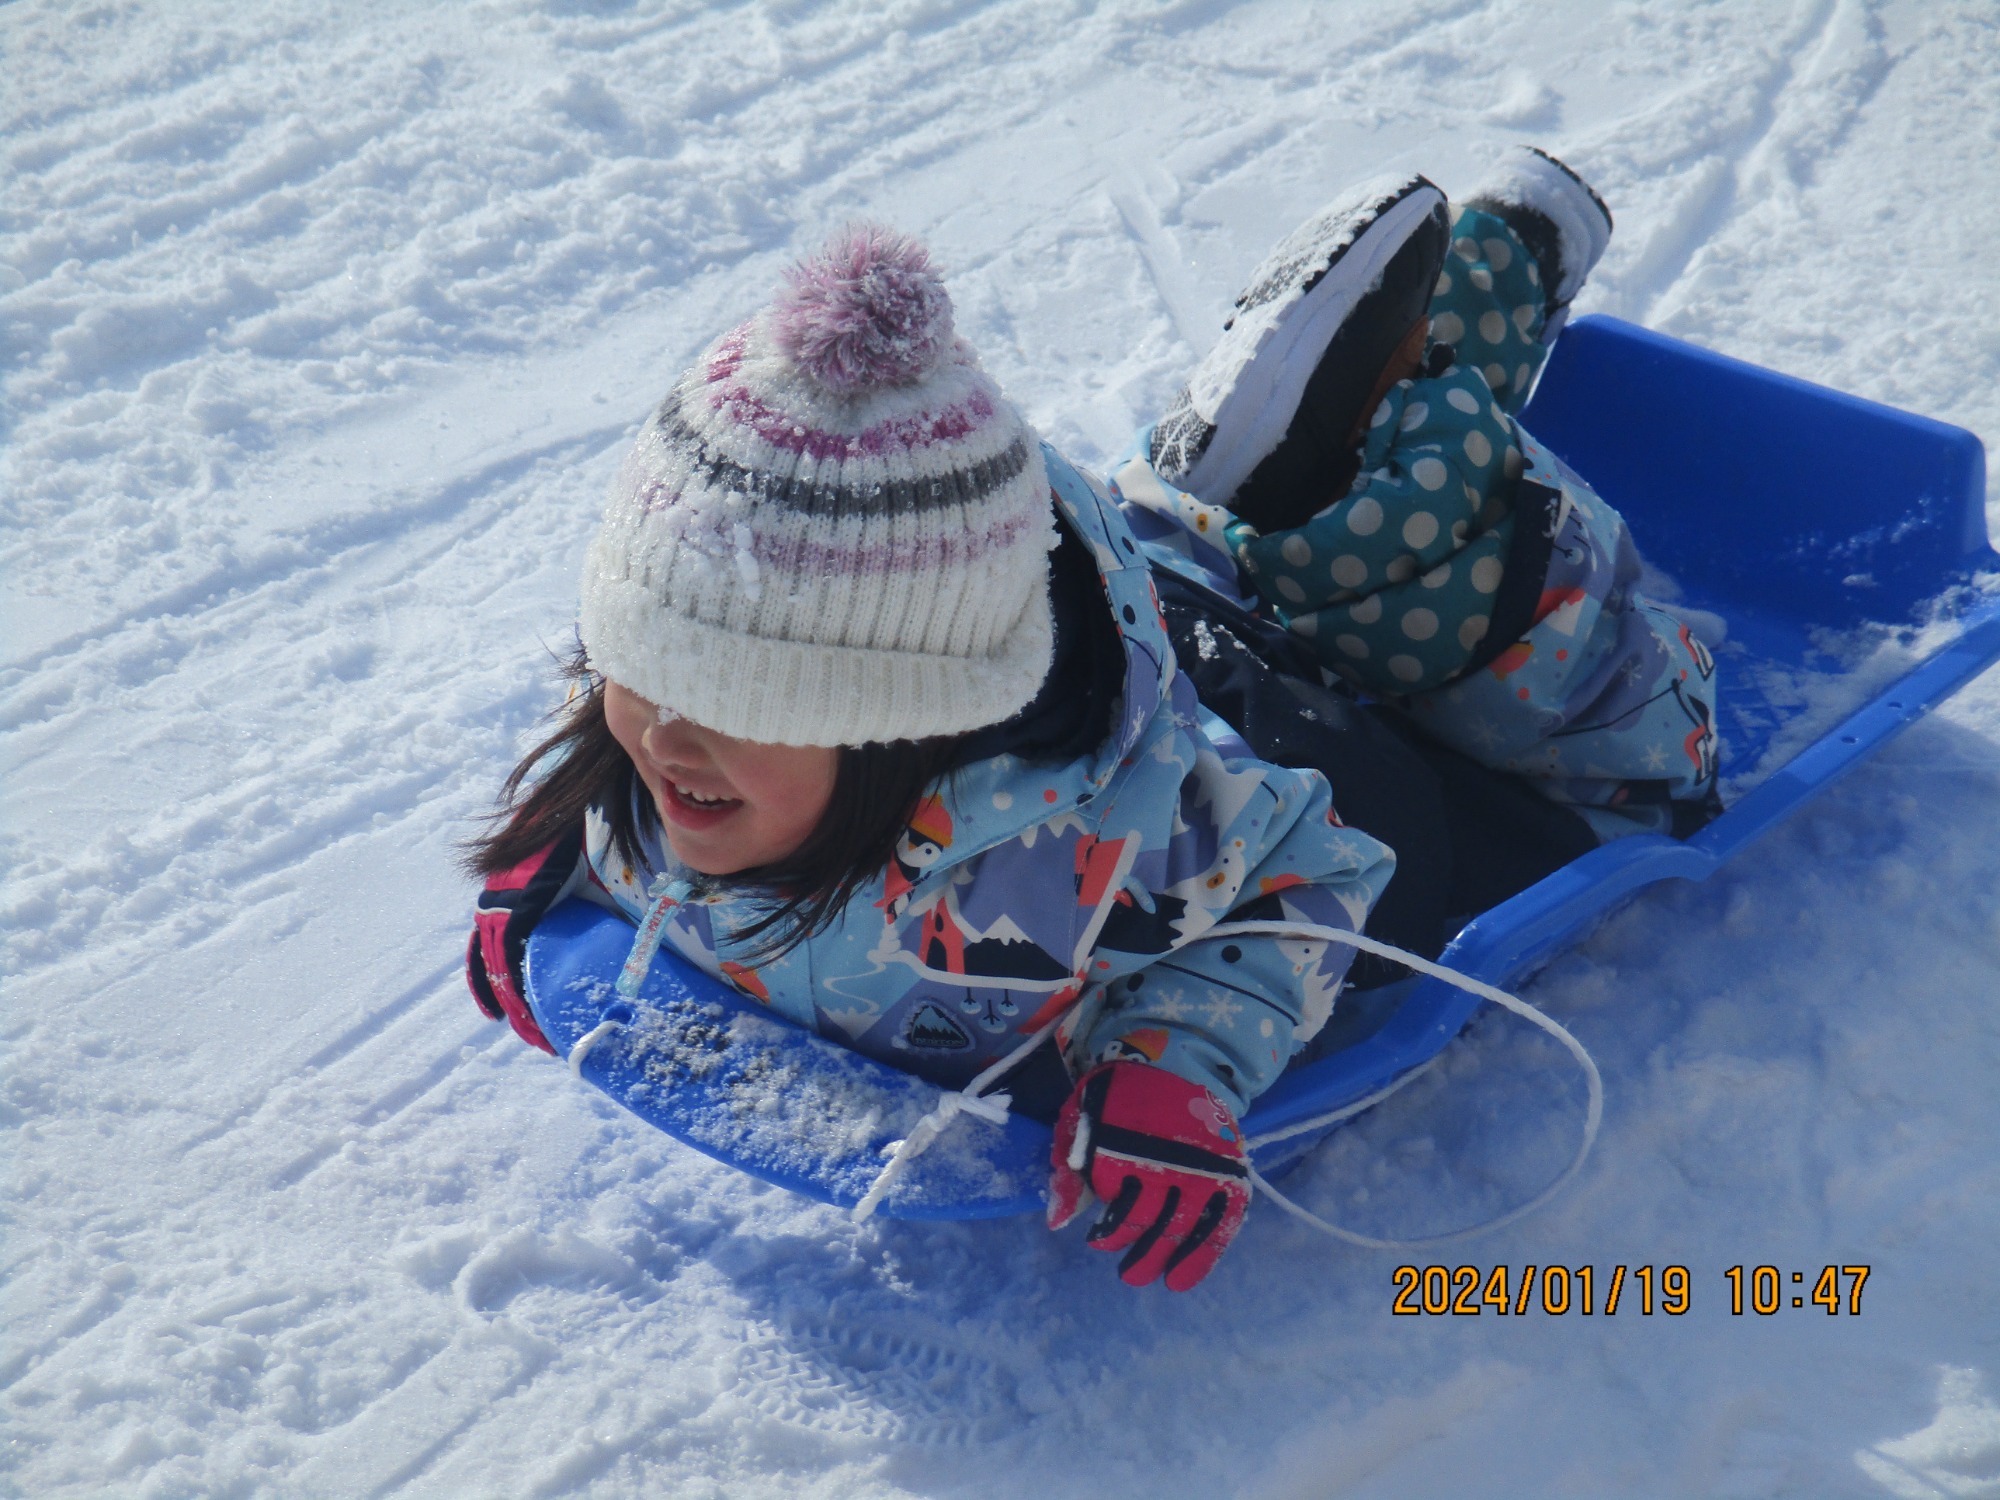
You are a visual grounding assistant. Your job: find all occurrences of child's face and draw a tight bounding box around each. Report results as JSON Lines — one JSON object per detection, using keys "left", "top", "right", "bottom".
{"left": 603, "top": 681, "right": 838, "bottom": 876}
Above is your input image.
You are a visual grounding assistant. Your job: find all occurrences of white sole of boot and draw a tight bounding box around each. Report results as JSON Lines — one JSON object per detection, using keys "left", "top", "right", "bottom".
{"left": 1175, "top": 176, "right": 1446, "bottom": 509}
{"left": 1466, "top": 147, "right": 1612, "bottom": 310}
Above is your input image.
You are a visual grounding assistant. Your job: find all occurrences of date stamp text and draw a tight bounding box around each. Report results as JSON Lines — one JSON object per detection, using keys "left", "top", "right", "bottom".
{"left": 1389, "top": 1264, "right": 1871, "bottom": 1316}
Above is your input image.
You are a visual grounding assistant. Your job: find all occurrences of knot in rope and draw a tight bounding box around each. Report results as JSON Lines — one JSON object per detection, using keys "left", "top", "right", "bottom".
{"left": 850, "top": 1013, "right": 1064, "bottom": 1222}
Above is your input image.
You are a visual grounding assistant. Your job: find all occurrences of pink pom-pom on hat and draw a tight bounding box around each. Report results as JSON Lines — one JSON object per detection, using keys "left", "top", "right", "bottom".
{"left": 770, "top": 222, "right": 955, "bottom": 394}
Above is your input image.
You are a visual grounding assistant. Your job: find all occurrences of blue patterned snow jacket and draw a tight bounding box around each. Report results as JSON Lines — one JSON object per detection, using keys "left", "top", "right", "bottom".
{"left": 582, "top": 445, "right": 1396, "bottom": 1116}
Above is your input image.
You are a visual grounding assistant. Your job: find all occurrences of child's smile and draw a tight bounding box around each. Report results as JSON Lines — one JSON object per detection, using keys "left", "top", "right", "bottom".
{"left": 603, "top": 680, "right": 837, "bottom": 876}
{"left": 662, "top": 778, "right": 738, "bottom": 822}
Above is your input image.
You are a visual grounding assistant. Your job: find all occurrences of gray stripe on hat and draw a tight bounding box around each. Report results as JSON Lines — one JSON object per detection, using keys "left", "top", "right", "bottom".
{"left": 650, "top": 397, "right": 1033, "bottom": 521}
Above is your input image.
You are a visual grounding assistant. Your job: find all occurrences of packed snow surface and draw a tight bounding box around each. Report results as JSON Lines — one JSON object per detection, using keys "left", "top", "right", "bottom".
{"left": 6, "top": 1, "right": 2000, "bottom": 1496}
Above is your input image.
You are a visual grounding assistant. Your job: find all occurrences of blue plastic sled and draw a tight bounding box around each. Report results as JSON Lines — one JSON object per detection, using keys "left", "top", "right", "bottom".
{"left": 525, "top": 315, "right": 1998, "bottom": 1220}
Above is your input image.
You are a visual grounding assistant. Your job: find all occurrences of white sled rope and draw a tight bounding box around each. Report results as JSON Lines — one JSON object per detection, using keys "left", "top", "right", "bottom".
{"left": 841, "top": 919, "right": 1603, "bottom": 1247}
{"left": 1209, "top": 920, "right": 1603, "bottom": 1250}
{"left": 587, "top": 887, "right": 1603, "bottom": 1243}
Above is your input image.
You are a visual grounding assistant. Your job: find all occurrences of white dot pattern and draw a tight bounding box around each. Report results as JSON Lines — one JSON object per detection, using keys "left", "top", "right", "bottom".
{"left": 1228, "top": 204, "right": 1556, "bottom": 698}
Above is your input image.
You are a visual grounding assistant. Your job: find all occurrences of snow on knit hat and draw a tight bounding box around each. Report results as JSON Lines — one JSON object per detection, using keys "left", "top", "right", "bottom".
{"left": 580, "top": 223, "right": 1057, "bottom": 747}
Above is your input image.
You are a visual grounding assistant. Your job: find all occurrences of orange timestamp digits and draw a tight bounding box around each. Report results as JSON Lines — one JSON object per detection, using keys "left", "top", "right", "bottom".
{"left": 1391, "top": 1264, "right": 1692, "bottom": 1316}
{"left": 1391, "top": 1264, "right": 1873, "bottom": 1315}
{"left": 1723, "top": 1264, "right": 1871, "bottom": 1315}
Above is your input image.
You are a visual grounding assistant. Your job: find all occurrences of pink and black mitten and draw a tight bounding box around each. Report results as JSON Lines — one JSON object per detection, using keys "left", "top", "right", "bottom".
{"left": 464, "top": 827, "right": 584, "bottom": 1055}
{"left": 1049, "top": 1061, "right": 1252, "bottom": 1291}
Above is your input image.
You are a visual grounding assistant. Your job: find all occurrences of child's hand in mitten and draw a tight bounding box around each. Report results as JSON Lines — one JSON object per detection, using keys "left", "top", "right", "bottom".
{"left": 1048, "top": 1061, "right": 1251, "bottom": 1291}
{"left": 465, "top": 831, "right": 584, "bottom": 1055}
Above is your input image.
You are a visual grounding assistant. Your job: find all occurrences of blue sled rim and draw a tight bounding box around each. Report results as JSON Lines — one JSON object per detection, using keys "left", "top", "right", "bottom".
{"left": 525, "top": 898, "right": 1052, "bottom": 1220}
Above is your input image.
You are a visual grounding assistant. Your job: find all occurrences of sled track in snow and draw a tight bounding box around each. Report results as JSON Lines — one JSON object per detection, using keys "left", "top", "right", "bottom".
{"left": 1587, "top": 0, "right": 1899, "bottom": 324}
{"left": 732, "top": 1319, "right": 1026, "bottom": 1448}
{"left": 0, "top": 423, "right": 627, "bottom": 991}
{"left": 0, "top": 419, "right": 628, "bottom": 715}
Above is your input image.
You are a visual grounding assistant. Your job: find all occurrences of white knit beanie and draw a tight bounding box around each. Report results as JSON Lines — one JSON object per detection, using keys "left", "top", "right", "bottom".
{"left": 580, "top": 224, "right": 1057, "bottom": 747}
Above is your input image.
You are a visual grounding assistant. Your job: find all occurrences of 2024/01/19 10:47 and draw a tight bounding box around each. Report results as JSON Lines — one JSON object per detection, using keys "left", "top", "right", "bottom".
{"left": 1389, "top": 1264, "right": 1872, "bottom": 1316}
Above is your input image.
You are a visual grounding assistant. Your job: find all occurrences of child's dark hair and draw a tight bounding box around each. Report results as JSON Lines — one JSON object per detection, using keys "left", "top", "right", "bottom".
{"left": 463, "top": 643, "right": 963, "bottom": 959}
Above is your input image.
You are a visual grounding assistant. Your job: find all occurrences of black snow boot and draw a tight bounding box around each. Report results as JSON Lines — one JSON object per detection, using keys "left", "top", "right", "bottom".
{"left": 1149, "top": 174, "right": 1451, "bottom": 533}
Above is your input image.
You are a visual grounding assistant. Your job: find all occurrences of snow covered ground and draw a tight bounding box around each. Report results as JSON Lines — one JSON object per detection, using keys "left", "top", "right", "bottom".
{"left": 5, "top": 0, "right": 1999, "bottom": 1494}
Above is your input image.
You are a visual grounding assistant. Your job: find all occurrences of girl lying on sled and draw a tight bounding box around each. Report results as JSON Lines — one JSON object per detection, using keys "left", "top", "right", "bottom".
{"left": 465, "top": 148, "right": 1718, "bottom": 1291}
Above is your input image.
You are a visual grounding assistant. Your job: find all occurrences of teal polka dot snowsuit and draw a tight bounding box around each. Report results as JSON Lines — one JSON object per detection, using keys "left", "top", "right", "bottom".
{"left": 1232, "top": 206, "right": 1560, "bottom": 693}
{"left": 1121, "top": 206, "right": 1721, "bottom": 839}
{"left": 1233, "top": 356, "right": 1523, "bottom": 695}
